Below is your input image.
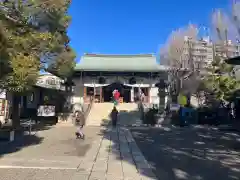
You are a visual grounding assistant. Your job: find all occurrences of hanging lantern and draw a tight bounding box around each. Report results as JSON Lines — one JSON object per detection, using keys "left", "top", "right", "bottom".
{"left": 155, "top": 79, "right": 167, "bottom": 89}
{"left": 98, "top": 77, "right": 106, "bottom": 84}
{"left": 129, "top": 77, "right": 136, "bottom": 84}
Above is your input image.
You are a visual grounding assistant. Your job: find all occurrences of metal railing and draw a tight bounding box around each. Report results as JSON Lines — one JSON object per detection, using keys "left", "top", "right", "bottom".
{"left": 20, "top": 119, "right": 39, "bottom": 135}
{"left": 72, "top": 97, "right": 94, "bottom": 125}
{"left": 83, "top": 96, "right": 94, "bottom": 119}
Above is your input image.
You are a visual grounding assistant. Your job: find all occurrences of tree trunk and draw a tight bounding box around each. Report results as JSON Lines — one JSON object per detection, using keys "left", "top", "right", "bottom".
{"left": 171, "top": 78, "right": 181, "bottom": 103}
{"left": 159, "top": 91, "right": 166, "bottom": 113}
{"left": 172, "top": 94, "right": 178, "bottom": 103}
{"left": 12, "top": 94, "right": 21, "bottom": 128}
{"left": 186, "top": 93, "right": 191, "bottom": 107}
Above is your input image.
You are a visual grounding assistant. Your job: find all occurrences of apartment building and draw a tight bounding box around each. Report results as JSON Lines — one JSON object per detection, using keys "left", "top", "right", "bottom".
{"left": 214, "top": 40, "right": 240, "bottom": 58}
{"left": 160, "top": 36, "right": 240, "bottom": 72}
{"left": 183, "top": 36, "right": 214, "bottom": 70}
{"left": 182, "top": 37, "right": 240, "bottom": 71}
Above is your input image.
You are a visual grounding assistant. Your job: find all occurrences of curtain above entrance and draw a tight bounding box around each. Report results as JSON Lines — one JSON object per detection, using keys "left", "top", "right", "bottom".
{"left": 84, "top": 83, "right": 151, "bottom": 88}
{"left": 84, "top": 84, "right": 109, "bottom": 87}
{"left": 124, "top": 84, "right": 150, "bottom": 87}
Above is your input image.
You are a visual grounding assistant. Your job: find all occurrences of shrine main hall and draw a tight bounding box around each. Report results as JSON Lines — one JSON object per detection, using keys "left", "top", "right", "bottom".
{"left": 72, "top": 53, "right": 169, "bottom": 105}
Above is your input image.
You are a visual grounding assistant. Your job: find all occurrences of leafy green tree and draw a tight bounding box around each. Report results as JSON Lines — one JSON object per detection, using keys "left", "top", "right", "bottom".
{"left": 203, "top": 56, "right": 240, "bottom": 103}
{"left": 47, "top": 46, "right": 76, "bottom": 78}
{"left": 208, "top": 3, "right": 240, "bottom": 104}
{"left": 0, "top": 0, "right": 75, "bottom": 127}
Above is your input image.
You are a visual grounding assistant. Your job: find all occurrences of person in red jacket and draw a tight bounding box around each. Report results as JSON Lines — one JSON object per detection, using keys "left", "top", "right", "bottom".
{"left": 114, "top": 90, "right": 120, "bottom": 100}
{"left": 113, "top": 90, "right": 120, "bottom": 105}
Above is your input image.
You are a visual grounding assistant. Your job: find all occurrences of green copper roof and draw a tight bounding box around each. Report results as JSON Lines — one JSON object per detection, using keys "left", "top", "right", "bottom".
{"left": 75, "top": 54, "right": 168, "bottom": 72}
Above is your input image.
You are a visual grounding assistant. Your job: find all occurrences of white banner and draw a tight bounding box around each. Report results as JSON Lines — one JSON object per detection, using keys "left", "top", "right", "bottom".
{"left": 84, "top": 84, "right": 109, "bottom": 87}
{"left": 124, "top": 84, "right": 150, "bottom": 87}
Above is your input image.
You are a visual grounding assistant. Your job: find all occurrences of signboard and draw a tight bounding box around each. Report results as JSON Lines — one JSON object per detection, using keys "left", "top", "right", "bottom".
{"left": 0, "top": 89, "right": 6, "bottom": 99}
{"left": 170, "top": 103, "right": 180, "bottom": 111}
{"left": 37, "top": 105, "right": 55, "bottom": 117}
{"left": 36, "top": 75, "right": 65, "bottom": 91}
{"left": 0, "top": 99, "right": 5, "bottom": 116}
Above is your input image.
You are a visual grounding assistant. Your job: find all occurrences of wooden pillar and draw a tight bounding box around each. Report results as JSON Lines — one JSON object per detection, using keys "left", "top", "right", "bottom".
{"left": 149, "top": 72, "right": 152, "bottom": 104}
{"left": 83, "top": 86, "right": 87, "bottom": 103}
{"left": 93, "top": 80, "right": 96, "bottom": 103}
{"left": 100, "top": 87, "right": 102, "bottom": 102}
{"left": 148, "top": 87, "right": 150, "bottom": 103}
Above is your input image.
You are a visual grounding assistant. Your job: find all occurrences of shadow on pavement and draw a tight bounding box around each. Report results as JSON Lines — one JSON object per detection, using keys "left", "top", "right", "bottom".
{"left": 97, "top": 105, "right": 240, "bottom": 179}
{"left": 0, "top": 131, "right": 44, "bottom": 158}
{"left": 0, "top": 120, "right": 56, "bottom": 158}
{"left": 100, "top": 110, "right": 141, "bottom": 127}
{"left": 131, "top": 126, "right": 240, "bottom": 180}
{"left": 0, "top": 126, "right": 98, "bottom": 159}
{"left": 98, "top": 109, "right": 158, "bottom": 179}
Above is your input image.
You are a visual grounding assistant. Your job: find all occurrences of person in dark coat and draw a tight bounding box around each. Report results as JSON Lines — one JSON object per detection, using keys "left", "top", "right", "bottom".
{"left": 111, "top": 106, "right": 118, "bottom": 127}
{"left": 75, "top": 111, "right": 85, "bottom": 139}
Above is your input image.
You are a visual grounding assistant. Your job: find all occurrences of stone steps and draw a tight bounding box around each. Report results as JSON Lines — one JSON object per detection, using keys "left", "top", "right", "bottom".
{"left": 86, "top": 103, "right": 113, "bottom": 126}
{"left": 86, "top": 103, "right": 140, "bottom": 126}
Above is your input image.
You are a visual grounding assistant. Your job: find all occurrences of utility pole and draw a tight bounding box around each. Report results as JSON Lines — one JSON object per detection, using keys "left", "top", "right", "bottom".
{"left": 225, "top": 29, "right": 228, "bottom": 58}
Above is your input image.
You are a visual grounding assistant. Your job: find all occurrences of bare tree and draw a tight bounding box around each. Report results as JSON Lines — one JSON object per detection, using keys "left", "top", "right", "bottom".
{"left": 160, "top": 24, "right": 199, "bottom": 102}
{"left": 211, "top": 2, "right": 240, "bottom": 74}
{"left": 203, "top": 3, "right": 240, "bottom": 105}
{"left": 212, "top": 2, "right": 240, "bottom": 58}
{"left": 212, "top": 10, "right": 233, "bottom": 59}
{"left": 232, "top": 1, "right": 240, "bottom": 39}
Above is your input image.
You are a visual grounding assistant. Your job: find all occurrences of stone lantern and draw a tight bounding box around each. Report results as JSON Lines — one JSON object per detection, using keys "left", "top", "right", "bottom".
{"left": 61, "top": 78, "right": 75, "bottom": 112}
{"left": 155, "top": 79, "right": 168, "bottom": 112}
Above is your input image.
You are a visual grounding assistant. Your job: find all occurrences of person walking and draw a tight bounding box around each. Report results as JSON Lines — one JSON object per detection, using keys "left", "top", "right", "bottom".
{"left": 111, "top": 106, "right": 118, "bottom": 127}
{"left": 74, "top": 111, "right": 85, "bottom": 139}
{"left": 113, "top": 89, "right": 120, "bottom": 106}
{"left": 140, "top": 92, "right": 145, "bottom": 102}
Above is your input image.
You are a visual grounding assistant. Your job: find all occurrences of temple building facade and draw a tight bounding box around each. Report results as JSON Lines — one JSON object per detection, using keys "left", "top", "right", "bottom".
{"left": 72, "top": 54, "right": 169, "bottom": 106}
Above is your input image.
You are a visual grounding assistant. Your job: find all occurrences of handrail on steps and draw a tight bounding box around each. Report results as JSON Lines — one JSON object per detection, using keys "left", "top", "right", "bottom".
{"left": 72, "top": 97, "right": 94, "bottom": 125}
{"left": 83, "top": 96, "right": 94, "bottom": 119}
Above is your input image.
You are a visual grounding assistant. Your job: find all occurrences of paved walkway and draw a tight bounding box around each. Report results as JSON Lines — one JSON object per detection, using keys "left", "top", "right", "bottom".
{"left": 0, "top": 126, "right": 156, "bottom": 180}
{"left": 73, "top": 127, "right": 156, "bottom": 180}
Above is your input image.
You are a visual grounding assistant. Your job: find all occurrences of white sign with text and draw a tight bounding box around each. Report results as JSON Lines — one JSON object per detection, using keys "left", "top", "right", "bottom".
{"left": 37, "top": 105, "right": 55, "bottom": 117}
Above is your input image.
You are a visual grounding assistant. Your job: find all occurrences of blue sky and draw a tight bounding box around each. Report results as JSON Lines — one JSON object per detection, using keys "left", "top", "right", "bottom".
{"left": 67, "top": 0, "right": 229, "bottom": 62}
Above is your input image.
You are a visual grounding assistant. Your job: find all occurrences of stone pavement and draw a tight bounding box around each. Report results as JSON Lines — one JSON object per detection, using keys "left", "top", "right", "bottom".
{"left": 0, "top": 126, "right": 157, "bottom": 180}
{"left": 131, "top": 126, "right": 240, "bottom": 180}
{"left": 72, "top": 127, "right": 157, "bottom": 180}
